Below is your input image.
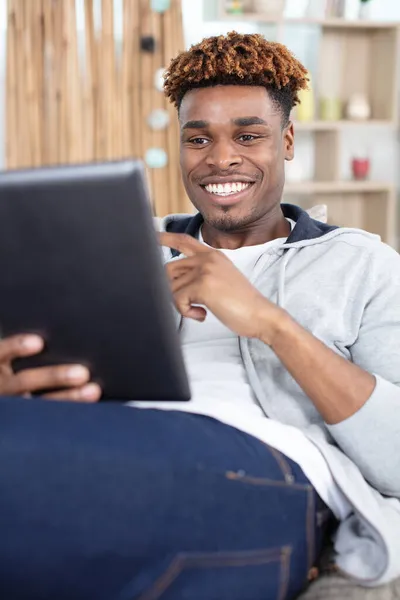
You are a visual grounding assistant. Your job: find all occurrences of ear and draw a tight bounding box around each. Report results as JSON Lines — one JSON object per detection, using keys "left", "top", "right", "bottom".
{"left": 284, "top": 122, "right": 294, "bottom": 162}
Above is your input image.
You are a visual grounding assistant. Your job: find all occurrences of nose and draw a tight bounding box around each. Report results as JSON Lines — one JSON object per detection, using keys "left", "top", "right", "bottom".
{"left": 205, "top": 140, "right": 243, "bottom": 171}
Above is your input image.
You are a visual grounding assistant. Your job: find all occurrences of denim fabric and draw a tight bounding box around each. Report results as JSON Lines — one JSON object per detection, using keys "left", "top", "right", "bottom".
{"left": 0, "top": 397, "right": 330, "bottom": 600}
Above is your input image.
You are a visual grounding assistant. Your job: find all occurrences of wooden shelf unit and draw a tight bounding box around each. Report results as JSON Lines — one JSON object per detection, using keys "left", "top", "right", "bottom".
{"left": 293, "top": 119, "right": 397, "bottom": 131}
{"left": 217, "top": 4, "right": 400, "bottom": 247}
{"left": 283, "top": 184, "right": 397, "bottom": 248}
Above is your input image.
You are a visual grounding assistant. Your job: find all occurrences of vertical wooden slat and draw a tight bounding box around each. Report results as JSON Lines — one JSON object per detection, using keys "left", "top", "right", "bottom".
{"left": 131, "top": 0, "right": 141, "bottom": 158}
{"left": 150, "top": 8, "right": 168, "bottom": 216}
{"left": 162, "top": 5, "right": 179, "bottom": 214}
{"left": 31, "top": 0, "right": 45, "bottom": 165}
{"left": 121, "top": 0, "right": 134, "bottom": 157}
{"left": 173, "top": 0, "right": 191, "bottom": 213}
{"left": 23, "top": 0, "right": 38, "bottom": 166}
{"left": 42, "top": 0, "right": 56, "bottom": 164}
{"left": 14, "top": 0, "right": 29, "bottom": 167}
{"left": 52, "top": 0, "right": 67, "bottom": 163}
{"left": 63, "top": 0, "right": 83, "bottom": 163}
{"left": 101, "top": 0, "right": 116, "bottom": 159}
{"left": 84, "top": 0, "right": 97, "bottom": 161}
{"left": 6, "top": 0, "right": 18, "bottom": 169}
{"left": 140, "top": 0, "right": 155, "bottom": 201}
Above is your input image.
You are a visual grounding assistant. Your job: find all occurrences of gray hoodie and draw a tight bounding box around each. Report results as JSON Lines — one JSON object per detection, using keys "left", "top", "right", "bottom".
{"left": 158, "top": 203, "right": 400, "bottom": 587}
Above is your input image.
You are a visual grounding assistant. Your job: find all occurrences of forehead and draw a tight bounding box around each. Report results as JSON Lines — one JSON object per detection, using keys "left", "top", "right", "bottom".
{"left": 179, "top": 85, "right": 279, "bottom": 125}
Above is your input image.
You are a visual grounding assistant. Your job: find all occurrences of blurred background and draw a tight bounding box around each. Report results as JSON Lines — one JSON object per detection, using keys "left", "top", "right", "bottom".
{"left": 1, "top": 0, "right": 399, "bottom": 247}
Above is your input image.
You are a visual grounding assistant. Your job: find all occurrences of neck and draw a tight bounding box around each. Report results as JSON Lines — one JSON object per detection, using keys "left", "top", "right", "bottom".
{"left": 201, "top": 205, "right": 290, "bottom": 250}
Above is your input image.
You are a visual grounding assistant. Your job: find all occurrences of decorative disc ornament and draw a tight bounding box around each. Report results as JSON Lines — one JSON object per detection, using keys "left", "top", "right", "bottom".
{"left": 151, "top": 0, "right": 171, "bottom": 13}
{"left": 154, "top": 67, "right": 166, "bottom": 92}
{"left": 147, "top": 109, "right": 170, "bottom": 130}
{"left": 145, "top": 148, "right": 168, "bottom": 169}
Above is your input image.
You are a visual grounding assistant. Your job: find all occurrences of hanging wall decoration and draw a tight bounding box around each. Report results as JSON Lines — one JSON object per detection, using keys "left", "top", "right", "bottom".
{"left": 141, "top": 35, "right": 156, "bottom": 53}
{"left": 151, "top": 0, "right": 171, "bottom": 13}
{"left": 147, "top": 109, "right": 170, "bottom": 130}
{"left": 145, "top": 148, "right": 168, "bottom": 169}
{"left": 154, "top": 67, "right": 166, "bottom": 92}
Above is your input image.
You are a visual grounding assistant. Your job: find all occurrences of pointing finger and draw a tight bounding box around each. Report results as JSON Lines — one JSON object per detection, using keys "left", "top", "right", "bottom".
{"left": 159, "top": 232, "right": 209, "bottom": 256}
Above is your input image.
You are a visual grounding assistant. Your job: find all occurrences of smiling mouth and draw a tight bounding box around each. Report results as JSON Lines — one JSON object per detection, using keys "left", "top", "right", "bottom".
{"left": 202, "top": 182, "right": 253, "bottom": 197}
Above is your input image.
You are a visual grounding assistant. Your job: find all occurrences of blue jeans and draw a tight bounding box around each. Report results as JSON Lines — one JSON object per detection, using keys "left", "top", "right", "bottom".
{"left": 0, "top": 397, "right": 331, "bottom": 600}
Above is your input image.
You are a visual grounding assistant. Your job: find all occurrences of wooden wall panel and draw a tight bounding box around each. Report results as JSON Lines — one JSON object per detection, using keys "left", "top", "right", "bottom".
{"left": 5, "top": 0, "right": 189, "bottom": 215}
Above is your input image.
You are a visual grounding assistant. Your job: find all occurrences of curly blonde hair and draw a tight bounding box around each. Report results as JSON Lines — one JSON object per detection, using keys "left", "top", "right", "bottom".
{"left": 163, "top": 31, "right": 308, "bottom": 124}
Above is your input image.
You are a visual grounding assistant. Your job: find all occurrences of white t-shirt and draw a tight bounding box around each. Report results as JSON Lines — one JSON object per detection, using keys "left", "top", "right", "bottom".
{"left": 131, "top": 220, "right": 351, "bottom": 520}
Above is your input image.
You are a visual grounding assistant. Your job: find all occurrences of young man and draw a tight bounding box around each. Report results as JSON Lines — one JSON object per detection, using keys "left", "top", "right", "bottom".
{"left": 0, "top": 32, "right": 399, "bottom": 600}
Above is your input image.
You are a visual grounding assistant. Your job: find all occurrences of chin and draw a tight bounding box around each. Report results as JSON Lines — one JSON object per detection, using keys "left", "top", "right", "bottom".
{"left": 201, "top": 205, "right": 259, "bottom": 232}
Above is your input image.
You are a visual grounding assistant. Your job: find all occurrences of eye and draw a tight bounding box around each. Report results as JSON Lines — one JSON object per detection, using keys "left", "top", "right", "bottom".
{"left": 188, "top": 137, "right": 209, "bottom": 145}
{"left": 238, "top": 134, "right": 258, "bottom": 143}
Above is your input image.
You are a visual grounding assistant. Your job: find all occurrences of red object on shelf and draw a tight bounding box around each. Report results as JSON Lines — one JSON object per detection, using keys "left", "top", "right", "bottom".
{"left": 351, "top": 157, "right": 370, "bottom": 180}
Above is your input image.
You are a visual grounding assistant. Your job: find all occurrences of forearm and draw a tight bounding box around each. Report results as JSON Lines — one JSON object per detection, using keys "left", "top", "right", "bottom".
{"left": 260, "top": 308, "right": 376, "bottom": 425}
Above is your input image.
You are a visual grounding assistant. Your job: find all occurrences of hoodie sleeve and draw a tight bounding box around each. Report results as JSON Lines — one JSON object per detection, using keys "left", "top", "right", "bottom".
{"left": 326, "top": 242, "right": 400, "bottom": 497}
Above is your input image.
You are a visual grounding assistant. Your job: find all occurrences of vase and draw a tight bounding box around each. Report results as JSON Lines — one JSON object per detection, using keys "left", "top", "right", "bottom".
{"left": 319, "top": 97, "right": 342, "bottom": 121}
{"left": 358, "top": 2, "right": 371, "bottom": 19}
{"left": 296, "top": 72, "right": 314, "bottom": 122}
{"left": 225, "top": 0, "right": 244, "bottom": 14}
{"left": 352, "top": 157, "right": 370, "bottom": 180}
{"left": 346, "top": 93, "right": 371, "bottom": 121}
{"left": 253, "top": 0, "right": 286, "bottom": 18}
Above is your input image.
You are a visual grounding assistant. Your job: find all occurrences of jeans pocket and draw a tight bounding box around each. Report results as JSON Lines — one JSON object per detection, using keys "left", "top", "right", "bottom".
{"left": 131, "top": 546, "right": 292, "bottom": 600}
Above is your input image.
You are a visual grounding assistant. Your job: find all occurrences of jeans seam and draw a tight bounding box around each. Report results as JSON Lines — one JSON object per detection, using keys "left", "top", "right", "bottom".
{"left": 136, "top": 547, "right": 289, "bottom": 600}
{"left": 225, "top": 471, "right": 310, "bottom": 490}
{"left": 278, "top": 546, "right": 292, "bottom": 600}
{"left": 306, "top": 486, "right": 316, "bottom": 573}
{"left": 267, "top": 446, "right": 295, "bottom": 484}
{"left": 137, "top": 554, "right": 183, "bottom": 600}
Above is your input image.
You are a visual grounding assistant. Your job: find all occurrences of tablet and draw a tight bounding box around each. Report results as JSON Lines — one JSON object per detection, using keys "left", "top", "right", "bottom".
{"left": 0, "top": 160, "right": 191, "bottom": 401}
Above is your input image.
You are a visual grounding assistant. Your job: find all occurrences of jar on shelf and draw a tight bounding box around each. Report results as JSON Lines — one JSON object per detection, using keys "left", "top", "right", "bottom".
{"left": 225, "top": 0, "right": 244, "bottom": 15}
{"left": 345, "top": 93, "right": 371, "bottom": 121}
{"left": 252, "top": 0, "right": 286, "bottom": 18}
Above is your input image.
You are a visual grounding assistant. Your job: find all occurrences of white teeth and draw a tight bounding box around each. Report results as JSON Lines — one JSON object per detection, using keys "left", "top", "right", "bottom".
{"left": 204, "top": 182, "right": 250, "bottom": 196}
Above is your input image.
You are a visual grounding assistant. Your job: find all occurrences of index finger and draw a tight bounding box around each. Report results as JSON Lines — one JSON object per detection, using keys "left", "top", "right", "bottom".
{"left": 0, "top": 334, "right": 44, "bottom": 363}
{"left": 159, "top": 232, "right": 209, "bottom": 257}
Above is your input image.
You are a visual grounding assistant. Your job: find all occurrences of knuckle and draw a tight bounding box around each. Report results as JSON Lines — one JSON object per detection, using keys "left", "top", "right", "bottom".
{"left": 180, "top": 234, "right": 193, "bottom": 244}
{"left": 46, "top": 366, "right": 68, "bottom": 385}
{"left": 0, "top": 335, "right": 20, "bottom": 354}
{"left": 66, "top": 389, "right": 84, "bottom": 401}
{"left": 11, "top": 372, "right": 29, "bottom": 394}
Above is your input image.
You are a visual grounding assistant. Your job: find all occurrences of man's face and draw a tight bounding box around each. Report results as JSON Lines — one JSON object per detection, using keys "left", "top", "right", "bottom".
{"left": 179, "top": 85, "right": 294, "bottom": 231}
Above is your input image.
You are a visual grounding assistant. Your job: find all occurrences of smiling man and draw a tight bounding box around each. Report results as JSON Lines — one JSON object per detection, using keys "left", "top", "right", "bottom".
{"left": 0, "top": 31, "right": 400, "bottom": 600}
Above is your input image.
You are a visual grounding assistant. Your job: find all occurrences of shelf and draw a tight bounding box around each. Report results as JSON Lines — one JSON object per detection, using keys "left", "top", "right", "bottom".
{"left": 293, "top": 119, "right": 397, "bottom": 131}
{"left": 220, "top": 15, "right": 399, "bottom": 29}
{"left": 284, "top": 181, "right": 393, "bottom": 195}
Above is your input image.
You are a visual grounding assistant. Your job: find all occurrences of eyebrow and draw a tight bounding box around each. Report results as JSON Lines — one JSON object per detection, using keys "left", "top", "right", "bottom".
{"left": 182, "top": 116, "right": 269, "bottom": 130}
{"left": 233, "top": 116, "right": 268, "bottom": 127}
{"left": 182, "top": 120, "right": 209, "bottom": 130}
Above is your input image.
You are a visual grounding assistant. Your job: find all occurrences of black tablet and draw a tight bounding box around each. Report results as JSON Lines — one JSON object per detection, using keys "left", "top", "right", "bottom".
{"left": 0, "top": 160, "right": 191, "bottom": 401}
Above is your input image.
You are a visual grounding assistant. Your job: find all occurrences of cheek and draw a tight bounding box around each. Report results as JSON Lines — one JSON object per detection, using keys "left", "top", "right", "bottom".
{"left": 180, "top": 149, "right": 198, "bottom": 182}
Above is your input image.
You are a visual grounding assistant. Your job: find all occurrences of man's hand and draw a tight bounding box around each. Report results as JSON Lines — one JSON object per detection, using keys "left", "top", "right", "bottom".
{"left": 160, "top": 232, "right": 282, "bottom": 341}
{"left": 0, "top": 334, "right": 101, "bottom": 401}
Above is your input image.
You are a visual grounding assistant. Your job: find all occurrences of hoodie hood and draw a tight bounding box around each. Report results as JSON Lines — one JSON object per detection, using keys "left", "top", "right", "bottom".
{"left": 160, "top": 203, "right": 380, "bottom": 260}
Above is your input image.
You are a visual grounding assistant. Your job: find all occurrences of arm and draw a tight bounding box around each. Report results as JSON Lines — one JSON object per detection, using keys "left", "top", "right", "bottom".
{"left": 160, "top": 232, "right": 400, "bottom": 497}
{"left": 262, "top": 244, "right": 400, "bottom": 497}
